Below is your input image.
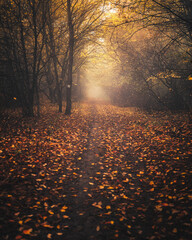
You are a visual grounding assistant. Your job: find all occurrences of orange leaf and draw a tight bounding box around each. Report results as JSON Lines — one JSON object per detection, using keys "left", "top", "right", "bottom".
{"left": 42, "top": 223, "right": 54, "bottom": 228}
{"left": 96, "top": 226, "right": 100, "bottom": 231}
{"left": 48, "top": 210, "right": 54, "bottom": 215}
{"left": 149, "top": 181, "right": 154, "bottom": 185}
{"left": 23, "top": 228, "right": 33, "bottom": 235}
{"left": 47, "top": 233, "right": 52, "bottom": 239}
{"left": 15, "top": 235, "right": 23, "bottom": 239}
{"left": 173, "top": 228, "right": 177, "bottom": 233}
{"left": 57, "top": 233, "right": 63, "bottom": 235}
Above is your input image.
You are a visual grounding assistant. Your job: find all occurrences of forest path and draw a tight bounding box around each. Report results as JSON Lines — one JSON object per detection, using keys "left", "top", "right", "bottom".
{"left": 65, "top": 104, "right": 140, "bottom": 240}
{"left": 65, "top": 104, "right": 106, "bottom": 239}
{"left": 0, "top": 103, "right": 191, "bottom": 240}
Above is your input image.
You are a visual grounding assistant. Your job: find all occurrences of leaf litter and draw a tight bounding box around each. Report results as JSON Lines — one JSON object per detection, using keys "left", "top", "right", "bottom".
{"left": 0, "top": 103, "right": 191, "bottom": 239}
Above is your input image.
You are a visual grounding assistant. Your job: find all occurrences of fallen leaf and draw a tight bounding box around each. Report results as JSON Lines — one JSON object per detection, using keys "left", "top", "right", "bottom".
{"left": 47, "top": 233, "right": 52, "bottom": 239}
{"left": 173, "top": 228, "right": 177, "bottom": 233}
{"left": 15, "top": 235, "right": 23, "bottom": 239}
{"left": 48, "top": 210, "right": 54, "bottom": 215}
{"left": 96, "top": 225, "right": 100, "bottom": 231}
{"left": 42, "top": 223, "right": 54, "bottom": 228}
{"left": 23, "top": 228, "right": 33, "bottom": 235}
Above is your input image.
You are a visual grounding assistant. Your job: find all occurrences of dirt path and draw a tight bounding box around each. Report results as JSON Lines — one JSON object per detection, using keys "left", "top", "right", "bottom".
{"left": 64, "top": 105, "right": 103, "bottom": 239}
{"left": 0, "top": 103, "right": 191, "bottom": 240}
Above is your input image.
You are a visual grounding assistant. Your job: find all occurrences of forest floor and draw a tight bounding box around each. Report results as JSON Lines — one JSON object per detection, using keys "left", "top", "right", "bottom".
{"left": 0, "top": 103, "right": 191, "bottom": 240}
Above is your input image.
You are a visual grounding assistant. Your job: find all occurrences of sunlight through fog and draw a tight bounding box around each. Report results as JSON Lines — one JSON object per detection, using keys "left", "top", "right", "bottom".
{"left": 86, "top": 85, "right": 109, "bottom": 102}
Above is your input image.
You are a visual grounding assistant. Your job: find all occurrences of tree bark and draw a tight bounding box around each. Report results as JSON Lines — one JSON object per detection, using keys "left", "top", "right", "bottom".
{"left": 65, "top": 0, "right": 74, "bottom": 115}
{"left": 47, "top": 0, "right": 62, "bottom": 112}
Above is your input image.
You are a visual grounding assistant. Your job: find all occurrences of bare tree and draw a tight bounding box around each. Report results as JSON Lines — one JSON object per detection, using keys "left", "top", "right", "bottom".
{"left": 108, "top": 0, "right": 192, "bottom": 111}
{"left": 0, "top": 0, "right": 49, "bottom": 116}
{"left": 65, "top": 0, "right": 106, "bottom": 114}
{"left": 65, "top": 0, "right": 74, "bottom": 115}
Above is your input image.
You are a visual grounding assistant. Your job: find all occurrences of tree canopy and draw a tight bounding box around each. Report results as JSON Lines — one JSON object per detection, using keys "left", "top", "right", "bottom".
{"left": 0, "top": 0, "right": 191, "bottom": 115}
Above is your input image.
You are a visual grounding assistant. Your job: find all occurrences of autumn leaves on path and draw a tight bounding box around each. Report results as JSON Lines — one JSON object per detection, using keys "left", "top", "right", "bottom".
{"left": 0, "top": 103, "right": 191, "bottom": 240}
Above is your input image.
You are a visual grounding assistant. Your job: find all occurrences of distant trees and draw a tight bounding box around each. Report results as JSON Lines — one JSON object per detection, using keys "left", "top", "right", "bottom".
{"left": 0, "top": 0, "right": 49, "bottom": 116}
{"left": 42, "top": 0, "right": 106, "bottom": 114}
{"left": 114, "top": 0, "right": 192, "bottom": 41}
{"left": 45, "top": 0, "right": 106, "bottom": 114}
{"left": 43, "top": 0, "right": 67, "bottom": 113}
{"left": 65, "top": 0, "right": 105, "bottom": 114}
{"left": 108, "top": 0, "right": 192, "bottom": 111}
{"left": 0, "top": 0, "right": 105, "bottom": 116}
{"left": 1, "top": 0, "right": 191, "bottom": 116}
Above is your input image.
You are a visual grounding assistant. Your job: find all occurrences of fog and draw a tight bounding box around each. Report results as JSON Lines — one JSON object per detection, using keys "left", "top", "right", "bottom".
{"left": 86, "top": 85, "right": 110, "bottom": 102}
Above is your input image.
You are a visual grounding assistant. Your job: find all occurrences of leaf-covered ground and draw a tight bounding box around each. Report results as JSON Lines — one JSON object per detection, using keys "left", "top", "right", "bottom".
{"left": 0, "top": 103, "right": 191, "bottom": 240}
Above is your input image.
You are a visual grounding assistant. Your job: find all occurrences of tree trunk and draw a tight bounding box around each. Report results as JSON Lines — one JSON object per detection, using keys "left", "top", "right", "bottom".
{"left": 47, "top": 0, "right": 62, "bottom": 112}
{"left": 77, "top": 68, "right": 81, "bottom": 101}
{"left": 65, "top": 0, "right": 74, "bottom": 115}
{"left": 58, "top": 84, "right": 63, "bottom": 112}
{"left": 22, "top": 92, "right": 34, "bottom": 117}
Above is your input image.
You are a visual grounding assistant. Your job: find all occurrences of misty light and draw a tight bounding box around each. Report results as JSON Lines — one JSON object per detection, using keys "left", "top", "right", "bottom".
{"left": 86, "top": 85, "right": 108, "bottom": 102}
